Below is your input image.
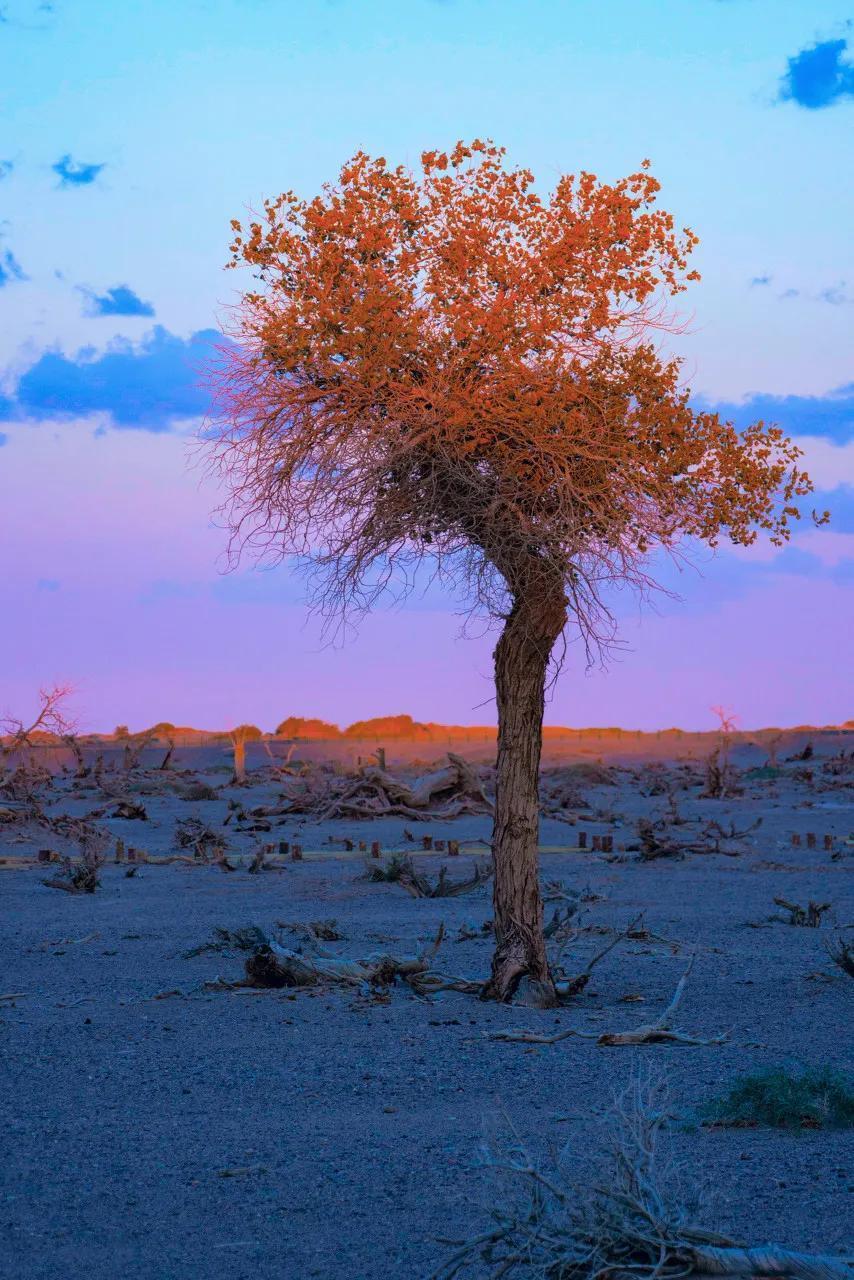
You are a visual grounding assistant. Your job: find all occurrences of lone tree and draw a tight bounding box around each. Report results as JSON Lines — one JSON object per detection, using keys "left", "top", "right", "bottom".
{"left": 207, "top": 141, "right": 822, "bottom": 1004}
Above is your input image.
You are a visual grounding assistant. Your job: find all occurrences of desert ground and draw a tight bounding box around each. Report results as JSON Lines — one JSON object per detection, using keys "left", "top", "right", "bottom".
{"left": 1, "top": 730, "right": 852, "bottom": 1279}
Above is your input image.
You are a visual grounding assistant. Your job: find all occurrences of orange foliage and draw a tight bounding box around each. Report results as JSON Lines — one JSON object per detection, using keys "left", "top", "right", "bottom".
{"left": 275, "top": 716, "right": 341, "bottom": 739}
{"left": 209, "top": 141, "right": 824, "bottom": 644}
{"left": 343, "top": 714, "right": 430, "bottom": 739}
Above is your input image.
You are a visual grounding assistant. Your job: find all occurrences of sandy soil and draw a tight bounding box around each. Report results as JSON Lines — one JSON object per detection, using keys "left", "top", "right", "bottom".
{"left": 1, "top": 749, "right": 852, "bottom": 1279}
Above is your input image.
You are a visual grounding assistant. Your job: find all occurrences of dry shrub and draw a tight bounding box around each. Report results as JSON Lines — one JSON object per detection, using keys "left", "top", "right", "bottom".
{"left": 434, "top": 1072, "right": 851, "bottom": 1279}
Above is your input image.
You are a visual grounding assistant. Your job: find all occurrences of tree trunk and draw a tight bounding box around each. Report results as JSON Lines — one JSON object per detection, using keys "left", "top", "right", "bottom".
{"left": 481, "top": 588, "right": 567, "bottom": 1006}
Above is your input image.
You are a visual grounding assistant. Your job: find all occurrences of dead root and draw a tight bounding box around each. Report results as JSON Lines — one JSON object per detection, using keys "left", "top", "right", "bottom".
{"left": 773, "top": 897, "right": 831, "bottom": 927}
{"left": 487, "top": 956, "right": 728, "bottom": 1046}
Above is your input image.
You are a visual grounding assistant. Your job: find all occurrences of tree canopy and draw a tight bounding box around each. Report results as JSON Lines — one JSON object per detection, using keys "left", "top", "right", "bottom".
{"left": 209, "top": 140, "right": 821, "bottom": 650}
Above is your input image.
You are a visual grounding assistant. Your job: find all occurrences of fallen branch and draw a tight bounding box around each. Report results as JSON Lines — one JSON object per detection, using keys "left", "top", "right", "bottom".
{"left": 243, "top": 923, "right": 447, "bottom": 990}
{"left": 488, "top": 956, "right": 727, "bottom": 1046}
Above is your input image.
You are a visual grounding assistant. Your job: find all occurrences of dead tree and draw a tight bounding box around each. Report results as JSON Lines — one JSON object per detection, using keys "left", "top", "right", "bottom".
{"left": 228, "top": 724, "right": 262, "bottom": 783}
{"left": 703, "top": 707, "right": 739, "bottom": 799}
{"left": 61, "top": 734, "right": 91, "bottom": 779}
{"left": 1, "top": 684, "right": 75, "bottom": 770}
{"left": 122, "top": 730, "right": 156, "bottom": 773}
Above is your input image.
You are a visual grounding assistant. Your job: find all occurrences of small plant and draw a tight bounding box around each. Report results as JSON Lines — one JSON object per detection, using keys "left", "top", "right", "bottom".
{"left": 363, "top": 853, "right": 411, "bottom": 883}
{"left": 363, "top": 854, "right": 491, "bottom": 898}
{"left": 825, "top": 929, "right": 854, "bottom": 978}
{"left": 701, "top": 1066, "right": 854, "bottom": 1130}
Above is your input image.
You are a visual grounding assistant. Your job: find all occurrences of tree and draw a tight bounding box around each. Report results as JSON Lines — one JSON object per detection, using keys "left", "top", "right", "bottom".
{"left": 229, "top": 723, "right": 263, "bottom": 781}
{"left": 207, "top": 141, "right": 823, "bottom": 1004}
{"left": 275, "top": 716, "right": 341, "bottom": 738}
{"left": 1, "top": 684, "right": 76, "bottom": 761}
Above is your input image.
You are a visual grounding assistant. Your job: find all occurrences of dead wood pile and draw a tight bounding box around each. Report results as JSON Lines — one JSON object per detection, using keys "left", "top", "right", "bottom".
{"left": 317, "top": 753, "right": 493, "bottom": 821}
{"left": 432, "top": 1074, "right": 851, "bottom": 1280}
{"left": 200, "top": 923, "right": 482, "bottom": 997}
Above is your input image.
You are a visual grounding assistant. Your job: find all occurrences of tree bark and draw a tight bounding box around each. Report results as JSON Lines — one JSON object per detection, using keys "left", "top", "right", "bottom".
{"left": 481, "top": 586, "right": 567, "bottom": 1005}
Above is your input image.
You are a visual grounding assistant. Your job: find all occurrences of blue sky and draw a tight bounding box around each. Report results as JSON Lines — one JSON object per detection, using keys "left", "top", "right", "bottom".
{"left": 0, "top": 0, "right": 852, "bottom": 730}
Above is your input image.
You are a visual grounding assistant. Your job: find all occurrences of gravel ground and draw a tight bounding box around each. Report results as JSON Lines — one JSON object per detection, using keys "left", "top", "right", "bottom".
{"left": 1, "top": 761, "right": 852, "bottom": 1279}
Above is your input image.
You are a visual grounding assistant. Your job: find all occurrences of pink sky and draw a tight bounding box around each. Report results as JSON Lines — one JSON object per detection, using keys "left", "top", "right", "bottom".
{"left": 3, "top": 419, "right": 850, "bottom": 734}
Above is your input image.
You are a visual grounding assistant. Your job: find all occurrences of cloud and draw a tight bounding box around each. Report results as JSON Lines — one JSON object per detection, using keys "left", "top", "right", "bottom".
{"left": 0, "top": 160, "right": 13, "bottom": 180}
{"left": 700, "top": 382, "right": 854, "bottom": 443}
{"left": 36, "top": 577, "right": 60, "bottom": 591}
{"left": 750, "top": 274, "right": 771, "bottom": 287}
{"left": 793, "top": 529, "right": 854, "bottom": 567}
{"left": 0, "top": 247, "right": 26, "bottom": 286}
{"left": 0, "top": 1, "right": 56, "bottom": 26}
{"left": 774, "top": 281, "right": 852, "bottom": 305}
{"left": 79, "top": 283, "right": 155, "bottom": 318}
{"left": 0, "top": 325, "right": 230, "bottom": 430}
{"left": 790, "top": 436, "right": 854, "bottom": 490}
{"left": 52, "top": 153, "right": 106, "bottom": 187}
{"left": 816, "top": 282, "right": 852, "bottom": 306}
{"left": 778, "top": 37, "right": 854, "bottom": 109}
{"left": 0, "top": 431, "right": 7, "bottom": 447}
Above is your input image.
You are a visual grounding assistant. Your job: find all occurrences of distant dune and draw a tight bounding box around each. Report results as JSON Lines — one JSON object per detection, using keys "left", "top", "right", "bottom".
{"left": 7, "top": 713, "right": 851, "bottom": 773}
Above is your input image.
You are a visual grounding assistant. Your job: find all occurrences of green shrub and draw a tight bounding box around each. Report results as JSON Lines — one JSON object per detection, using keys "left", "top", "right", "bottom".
{"left": 701, "top": 1065, "right": 854, "bottom": 1130}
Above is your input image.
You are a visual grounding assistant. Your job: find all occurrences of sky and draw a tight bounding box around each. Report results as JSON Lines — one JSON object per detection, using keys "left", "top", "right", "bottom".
{"left": 0, "top": 0, "right": 852, "bottom": 733}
